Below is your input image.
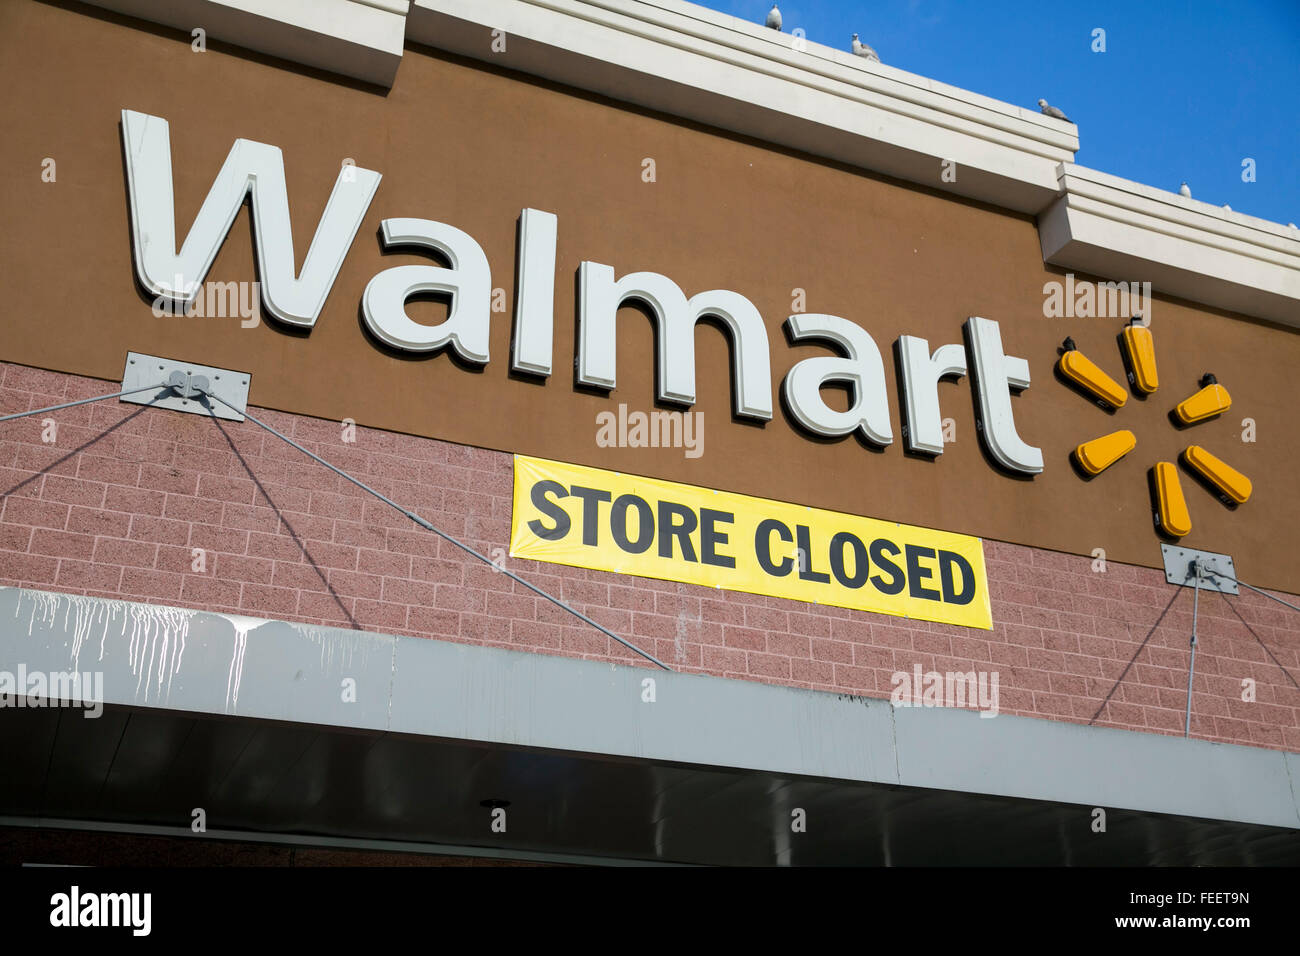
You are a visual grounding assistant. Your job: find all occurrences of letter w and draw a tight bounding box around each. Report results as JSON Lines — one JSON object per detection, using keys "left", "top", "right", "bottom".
{"left": 121, "top": 109, "right": 381, "bottom": 328}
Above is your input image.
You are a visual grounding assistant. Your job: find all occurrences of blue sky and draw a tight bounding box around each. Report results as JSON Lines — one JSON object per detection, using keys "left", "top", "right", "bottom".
{"left": 709, "top": 1, "right": 1300, "bottom": 225}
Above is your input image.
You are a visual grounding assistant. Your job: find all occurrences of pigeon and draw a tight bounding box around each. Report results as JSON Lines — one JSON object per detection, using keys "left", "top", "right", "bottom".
{"left": 765, "top": 4, "right": 781, "bottom": 30}
{"left": 1289, "top": 223, "right": 1298, "bottom": 230}
{"left": 1037, "top": 99, "right": 1069, "bottom": 121}
{"left": 1179, "top": 182, "right": 1191, "bottom": 198}
{"left": 1222, "top": 204, "right": 1232, "bottom": 212}
{"left": 851, "top": 33, "right": 880, "bottom": 61}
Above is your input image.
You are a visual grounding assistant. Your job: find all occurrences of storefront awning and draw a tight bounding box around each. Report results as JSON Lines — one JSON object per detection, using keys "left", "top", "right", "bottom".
{"left": 1, "top": 586, "right": 1296, "bottom": 865}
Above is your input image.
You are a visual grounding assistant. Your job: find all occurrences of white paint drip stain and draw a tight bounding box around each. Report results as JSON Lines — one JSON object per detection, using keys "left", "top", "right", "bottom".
{"left": 7, "top": 591, "right": 267, "bottom": 709}
{"left": 214, "top": 614, "right": 267, "bottom": 712}
{"left": 16, "top": 591, "right": 192, "bottom": 703}
{"left": 290, "top": 622, "right": 359, "bottom": 672}
{"left": 9, "top": 589, "right": 378, "bottom": 716}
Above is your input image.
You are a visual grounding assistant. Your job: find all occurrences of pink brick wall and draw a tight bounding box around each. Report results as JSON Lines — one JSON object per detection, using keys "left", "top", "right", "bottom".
{"left": 2, "top": 361, "right": 1297, "bottom": 751}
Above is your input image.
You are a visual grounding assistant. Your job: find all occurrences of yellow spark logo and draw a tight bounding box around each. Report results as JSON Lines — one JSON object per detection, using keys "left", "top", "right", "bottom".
{"left": 1058, "top": 320, "right": 1252, "bottom": 538}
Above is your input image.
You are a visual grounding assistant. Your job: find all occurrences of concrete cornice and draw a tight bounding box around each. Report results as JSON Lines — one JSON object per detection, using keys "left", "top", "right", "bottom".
{"left": 81, "top": 0, "right": 409, "bottom": 86}
{"left": 406, "top": 0, "right": 1077, "bottom": 215}
{"left": 1041, "top": 163, "right": 1300, "bottom": 328}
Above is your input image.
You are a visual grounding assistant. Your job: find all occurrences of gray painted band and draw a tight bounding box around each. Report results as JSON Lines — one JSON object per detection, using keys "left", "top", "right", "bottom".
{"left": 1, "top": 585, "right": 1296, "bottom": 830}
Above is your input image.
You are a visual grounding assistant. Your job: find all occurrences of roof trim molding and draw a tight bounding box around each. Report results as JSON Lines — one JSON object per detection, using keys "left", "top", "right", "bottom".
{"left": 81, "top": 0, "right": 410, "bottom": 86}
{"left": 406, "top": 0, "right": 1076, "bottom": 214}
{"left": 1041, "top": 163, "right": 1300, "bottom": 327}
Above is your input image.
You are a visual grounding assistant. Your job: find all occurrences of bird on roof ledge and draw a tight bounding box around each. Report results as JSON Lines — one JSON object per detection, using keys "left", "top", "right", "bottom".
{"left": 1179, "top": 182, "right": 1192, "bottom": 198}
{"left": 1037, "top": 99, "right": 1068, "bottom": 121}
{"left": 851, "top": 33, "right": 880, "bottom": 61}
{"left": 765, "top": 4, "right": 781, "bottom": 30}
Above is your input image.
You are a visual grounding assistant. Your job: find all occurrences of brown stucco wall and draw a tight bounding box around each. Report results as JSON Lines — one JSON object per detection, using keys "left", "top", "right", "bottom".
{"left": 2, "top": 0, "right": 1297, "bottom": 590}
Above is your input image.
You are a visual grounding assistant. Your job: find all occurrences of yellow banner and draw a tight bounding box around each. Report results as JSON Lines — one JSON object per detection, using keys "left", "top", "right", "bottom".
{"left": 509, "top": 456, "right": 992, "bottom": 629}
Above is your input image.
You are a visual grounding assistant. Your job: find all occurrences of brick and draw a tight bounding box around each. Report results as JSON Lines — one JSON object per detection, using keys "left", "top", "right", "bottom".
{"left": 30, "top": 528, "right": 95, "bottom": 560}
{"left": 66, "top": 506, "right": 131, "bottom": 538}
{"left": 766, "top": 632, "right": 811, "bottom": 658}
{"left": 722, "top": 625, "right": 766, "bottom": 651}
{"left": 1060, "top": 653, "right": 1105, "bottom": 677}
{"left": 297, "top": 540, "right": 357, "bottom": 571}
{"left": 120, "top": 567, "right": 183, "bottom": 601}
{"left": 408, "top": 606, "right": 462, "bottom": 637}
{"left": 823, "top": 617, "right": 866, "bottom": 645}
{"left": 810, "top": 637, "right": 854, "bottom": 664}
{"left": 221, "top": 502, "right": 281, "bottom": 534}
{"left": 357, "top": 549, "right": 410, "bottom": 578}
{"left": 0, "top": 524, "right": 33, "bottom": 552}
{"left": 434, "top": 587, "right": 486, "bottom": 616}
{"left": 197, "top": 473, "right": 255, "bottom": 505}
{"left": 239, "top": 583, "right": 299, "bottom": 616}
{"left": 252, "top": 481, "right": 312, "bottom": 514}
{"left": 625, "top": 610, "right": 673, "bottom": 641}
{"left": 296, "top": 591, "right": 357, "bottom": 624}
{"left": 105, "top": 434, "right": 176, "bottom": 466}
{"left": 831, "top": 663, "right": 876, "bottom": 692}
{"left": 781, "top": 611, "right": 831, "bottom": 640}
{"left": 3, "top": 364, "right": 69, "bottom": 395}
{"left": 352, "top": 599, "right": 409, "bottom": 631}
{"left": 747, "top": 652, "right": 792, "bottom": 679}
{"left": 161, "top": 494, "right": 222, "bottom": 525}
{"left": 608, "top": 584, "right": 657, "bottom": 613}
{"left": 78, "top": 453, "right": 142, "bottom": 487}
{"left": 55, "top": 559, "right": 123, "bottom": 591}
{"left": 380, "top": 577, "right": 438, "bottom": 606}
{"left": 333, "top": 519, "right": 387, "bottom": 551}
{"left": 131, "top": 515, "right": 192, "bottom": 547}
{"left": 0, "top": 465, "right": 42, "bottom": 498}
{"left": 140, "top": 463, "right": 200, "bottom": 495}
{"left": 180, "top": 575, "right": 243, "bottom": 607}
{"left": 188, "top": 524, "right": 249, "bottom": 555}
{"left": 282, "top": 512, "right": 334, "bottom": 544}
{"left": 485, "top": 590, "right": 535, "bottom": 619}
{"left": 561, "top": 627, "right": 616, "bottom": 658}
{"left": 743, "top": 604, "right": 789, "bottom": 631}
{"left": 911, "top": 632, "right": 952, "bottom": 656}
{"left": 950, "top": 635, "right": 992, "bottom": 661}
{"left": 326, "top": 570, "right": 384, "bottom": 601}
{"left": 247, "top": 531, "right": 307, "bottom": 562}
{"left": 1019, "top": 606, "right": 1061, "bottom": 630}
{"left": 791, "top": 658, "right": 835, "bottom": 684}
{"left": 41, "top": 474, "right": 107, "bottom": 508}
{"left": 102, "top": 484, "right": 165, "bottom": 516}
{"left": 510, "top": 619, "right": 563, "bottom": 650}
{"left": 409, "top": 556, "right": 466, "bottom": 585}
{"left": 1025, "top": 648, "right": 1066, "bottom": 672}
{"left": 702, "top": 644, "right": 747, "bottom": 672}
{"left": 94, "top": 536, "right": 157, "bottom": 569}
{"left": 12, "top": 444, "right": 78, "bottom": 479}
{"left": 852, "top": 644, "right": 894, "bottom": 670}
{"left": 1048, "top": 673, "right": 1090, "bottom": 696}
